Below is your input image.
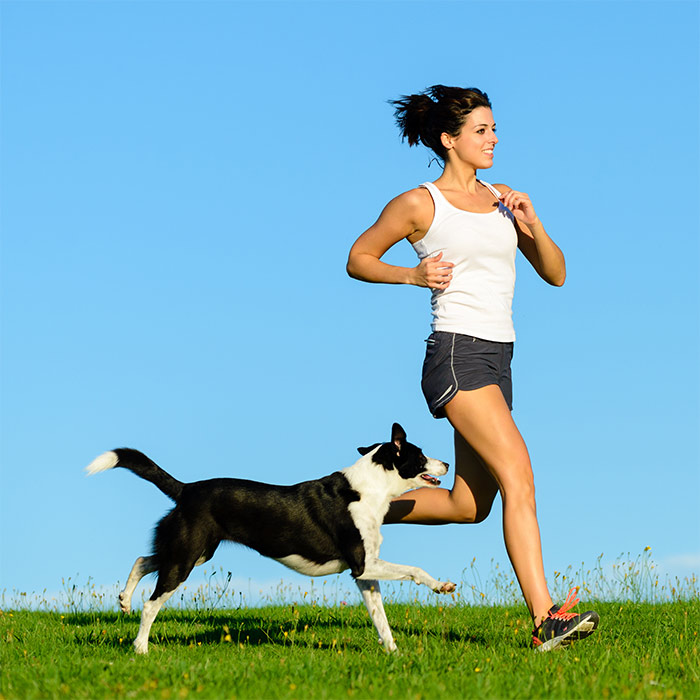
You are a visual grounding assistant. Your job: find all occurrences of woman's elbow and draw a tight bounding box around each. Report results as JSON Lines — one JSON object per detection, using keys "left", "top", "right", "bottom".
{"left": 548, "top": 266, "right": 566, "bottom": 286}
{"left": 347, "top": 248, "right": 377, "bottom": 282}
{"left": 550, "top": 271, "right": 566, "bottom": 287}
{"left": 545, "top": 257, "right": 566, "bottom": 286}
{"left": 346, "top": 255, "right": 361, "bottom": 280}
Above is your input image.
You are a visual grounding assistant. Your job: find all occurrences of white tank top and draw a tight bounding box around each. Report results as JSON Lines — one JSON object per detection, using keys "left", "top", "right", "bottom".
{"left": 412, "top": 181, "right": 517, "bottom": 342}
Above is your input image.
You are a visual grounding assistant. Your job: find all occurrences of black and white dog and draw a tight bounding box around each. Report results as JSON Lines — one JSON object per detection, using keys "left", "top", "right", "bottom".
{"left": 86, "top": 423, "right": 455, "bottom": 654}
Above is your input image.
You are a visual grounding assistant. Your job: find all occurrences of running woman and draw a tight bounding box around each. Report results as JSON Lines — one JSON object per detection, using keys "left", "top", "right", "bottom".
{"left": 347, "top": 85, "right": 599, "bottom": 651}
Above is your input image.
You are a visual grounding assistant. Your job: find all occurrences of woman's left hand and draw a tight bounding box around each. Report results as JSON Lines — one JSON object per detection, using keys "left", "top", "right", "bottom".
{"left": 499, "top": 189, "right": 539, "bottom": 226}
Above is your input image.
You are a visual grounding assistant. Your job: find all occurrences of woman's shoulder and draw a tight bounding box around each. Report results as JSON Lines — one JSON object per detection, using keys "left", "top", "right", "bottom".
{"left": 489, "top": 182, "right": 512, "bottom": 196}
{"left": 377, "top": 186, "right": 435, "bottom": 234}
{"left": 393, "top": 185, "right": 434, "bottom": 207}
{"left": 381, "top": 186, "right": 434, "bottom": 218}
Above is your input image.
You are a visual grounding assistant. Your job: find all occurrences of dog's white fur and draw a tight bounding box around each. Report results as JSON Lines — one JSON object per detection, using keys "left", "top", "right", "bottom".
{"left": 85, "top": 451, "right": 118, "bottom": 474}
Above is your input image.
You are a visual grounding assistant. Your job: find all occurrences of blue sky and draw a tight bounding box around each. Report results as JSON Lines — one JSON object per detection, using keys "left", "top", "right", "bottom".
{"left": 1, "top": 0, "right": 698, "bottom": 606}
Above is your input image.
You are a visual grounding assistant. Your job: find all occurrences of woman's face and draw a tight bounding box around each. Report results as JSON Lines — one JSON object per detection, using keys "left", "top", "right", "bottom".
{"left": 442, "top": 106, "right": 498, "bottom": 169}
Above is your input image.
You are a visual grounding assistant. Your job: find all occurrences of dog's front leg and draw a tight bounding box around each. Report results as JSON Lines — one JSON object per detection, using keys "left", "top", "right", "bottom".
{"left": 355, "top": 579, "right": 397, "bottom": 652}
{"left": 358, "top": 559, "right": 456, "bottom": 594}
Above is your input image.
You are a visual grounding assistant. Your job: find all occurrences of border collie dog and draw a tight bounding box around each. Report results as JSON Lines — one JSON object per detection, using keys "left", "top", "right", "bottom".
{"left": 86, "top": 423, "right": 455, "bottom": 654}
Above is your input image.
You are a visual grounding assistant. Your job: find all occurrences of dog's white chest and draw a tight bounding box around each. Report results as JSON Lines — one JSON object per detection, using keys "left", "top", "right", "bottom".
{"left": 347, "top": 501, "right": 383, "bottom": 558}
{"left": 274, "top": 555, "right": 348, "bottom": 577}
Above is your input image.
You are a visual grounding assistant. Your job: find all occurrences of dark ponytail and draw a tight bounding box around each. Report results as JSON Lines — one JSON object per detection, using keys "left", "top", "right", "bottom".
{"left": 390, "top": 85, "right": 492, "bottom": 161}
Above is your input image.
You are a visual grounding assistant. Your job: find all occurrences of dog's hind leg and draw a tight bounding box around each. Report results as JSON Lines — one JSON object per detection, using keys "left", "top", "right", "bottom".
{"left": 119, "top": 546, "right": 208, "bottom": 616}
{"left": 356, "top": 579, "right": 397, "bottom": 652}
{"left": 133, "top": 585, "right": 179, "bottom": 655}
{"left": 119, "top": 556, "right": 157, "bottom": 614}
{"left": 193, "top": 549, "right": 215, "bottom": 567}
{"left": 131, "top": 549, "right": 205, "bottom": 654}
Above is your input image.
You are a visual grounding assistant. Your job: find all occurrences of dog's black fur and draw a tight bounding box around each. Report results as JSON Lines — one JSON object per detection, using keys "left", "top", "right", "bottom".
{"left": 86, "top": 423, "right": 454, "bottom": 653}
{"left": 151, "top": 467, "right": 365, "bottom": 583}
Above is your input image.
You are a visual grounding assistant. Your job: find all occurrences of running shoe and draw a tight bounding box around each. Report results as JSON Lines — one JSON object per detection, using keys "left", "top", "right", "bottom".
{"left": 532, "top": 588, "right": 599, "bottom": 652}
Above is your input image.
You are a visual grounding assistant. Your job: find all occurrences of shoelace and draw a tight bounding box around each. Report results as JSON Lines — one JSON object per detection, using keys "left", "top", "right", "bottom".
{"left": 533, "top": 587, "right": 582, "bottom": 643}
{"left": 548, "top": 587, "right": 580, "bottom": 621}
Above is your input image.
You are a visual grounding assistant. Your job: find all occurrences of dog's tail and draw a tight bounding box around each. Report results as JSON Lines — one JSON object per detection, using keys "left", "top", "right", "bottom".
{"left": 85, "top": 448, "right": 184, "bottom": 502}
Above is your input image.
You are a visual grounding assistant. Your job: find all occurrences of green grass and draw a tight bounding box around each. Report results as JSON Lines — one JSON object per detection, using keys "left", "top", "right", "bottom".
{"left": 2, "top": 600, "right": 699, "bottom": 699}
{"left": 2, "top": 551, "right": 698, "bottom": 699}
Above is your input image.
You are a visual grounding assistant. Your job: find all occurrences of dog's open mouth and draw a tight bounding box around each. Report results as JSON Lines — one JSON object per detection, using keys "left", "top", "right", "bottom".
{"left": 420, "top": 474, "right": 441, "bottom": 486}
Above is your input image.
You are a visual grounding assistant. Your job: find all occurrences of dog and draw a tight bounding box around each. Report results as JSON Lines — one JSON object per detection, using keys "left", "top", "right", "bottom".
{"left": 85, "top": 423, "right": 456, "bottom": 654}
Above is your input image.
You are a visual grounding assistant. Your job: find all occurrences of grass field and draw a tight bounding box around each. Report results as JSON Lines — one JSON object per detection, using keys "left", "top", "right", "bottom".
{"left": 2, "top": 552, "right": 698, "bottom": 699}
{"left": 2, "top": 600, "right": 698, "bottom": 699}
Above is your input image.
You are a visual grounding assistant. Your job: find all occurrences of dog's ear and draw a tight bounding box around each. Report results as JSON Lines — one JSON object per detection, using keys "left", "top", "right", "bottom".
{"left": 357, "top": 443, "right": 380, "bottom": 455}
{"left": 391, "top": 423, "right": 406, "bottom": 452}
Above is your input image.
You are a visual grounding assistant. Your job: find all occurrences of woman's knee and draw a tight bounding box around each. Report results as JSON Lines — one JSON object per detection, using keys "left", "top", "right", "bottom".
{"left": 448, "top": 491, "right": 496, "bottom": 524}
{"left": 470, "top": 500, "right": 494, "bottom": 524}
{"left": 498, "top": 458, "right": 536, "bottom": 507}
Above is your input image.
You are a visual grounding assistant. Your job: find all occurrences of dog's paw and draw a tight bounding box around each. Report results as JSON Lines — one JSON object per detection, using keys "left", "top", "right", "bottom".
{"left": 118, "top": 592, "right": 131, "bottom": 614}
{"left": 376, "top": 634, "right": 398, "bottom": 652}
{"left": 436, "top": 581, "right": 456, "bottom": 594}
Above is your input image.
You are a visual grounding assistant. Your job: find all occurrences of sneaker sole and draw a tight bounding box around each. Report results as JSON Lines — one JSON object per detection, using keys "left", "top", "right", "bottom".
{"left": 535, "top": 613, "right": 599, "bottom": 653}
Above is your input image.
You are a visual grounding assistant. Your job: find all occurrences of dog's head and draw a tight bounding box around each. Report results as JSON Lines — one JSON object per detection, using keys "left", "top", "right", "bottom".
{"left": 356, "top": 423, "right": 449, "bottom": 494}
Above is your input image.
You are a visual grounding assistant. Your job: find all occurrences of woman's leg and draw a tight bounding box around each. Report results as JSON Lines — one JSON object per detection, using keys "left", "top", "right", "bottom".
{"left": 443, "top": 385, "right": 553, "bottom": 624}
{"left": 385, "top": 430, "right": 499, "bottom": 525}
{"left": 386, "top": 384, "right": 554, "bottom": 624}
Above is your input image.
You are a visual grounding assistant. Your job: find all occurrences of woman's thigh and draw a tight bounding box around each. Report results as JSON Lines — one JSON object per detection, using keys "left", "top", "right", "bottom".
{"left": 451, "top": 430, "right": 499, "bottom": 523}
{"left": 444, "top": 385, "right": 533, "bottom": 497}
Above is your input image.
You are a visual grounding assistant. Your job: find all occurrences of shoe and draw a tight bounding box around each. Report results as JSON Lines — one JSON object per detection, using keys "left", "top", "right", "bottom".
{"left": 532, "top": 588, "right": 599, "bottom": 652}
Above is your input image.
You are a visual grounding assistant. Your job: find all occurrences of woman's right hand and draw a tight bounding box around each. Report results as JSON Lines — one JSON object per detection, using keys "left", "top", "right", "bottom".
{"left": 413, "top": 252, "right": 454, "bottom": 290}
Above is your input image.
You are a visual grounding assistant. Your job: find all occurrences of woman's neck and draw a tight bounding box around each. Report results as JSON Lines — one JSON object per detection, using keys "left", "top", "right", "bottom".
{"left": 434, "top": 162, "right": 480, "bottom": 193}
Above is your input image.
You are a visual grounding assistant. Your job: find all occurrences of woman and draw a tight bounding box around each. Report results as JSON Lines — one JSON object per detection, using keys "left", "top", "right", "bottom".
{"left": 346, "top": 85, "right": 599, "bottom": 651}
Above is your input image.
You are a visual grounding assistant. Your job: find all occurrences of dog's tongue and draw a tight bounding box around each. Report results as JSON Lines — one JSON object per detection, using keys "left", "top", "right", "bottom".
{"left": 420, "top": 474, "right": 441, "bottom": 486}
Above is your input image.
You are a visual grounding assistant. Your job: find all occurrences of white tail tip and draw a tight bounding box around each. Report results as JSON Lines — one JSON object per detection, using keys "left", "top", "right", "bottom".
{"left": 85, "top": 450, "right": 119, "bottom": 475}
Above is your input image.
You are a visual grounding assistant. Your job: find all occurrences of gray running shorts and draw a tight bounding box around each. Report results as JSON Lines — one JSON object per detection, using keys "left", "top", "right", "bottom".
{"left": 421, "top": 331, "right": 514, "bottom": 418}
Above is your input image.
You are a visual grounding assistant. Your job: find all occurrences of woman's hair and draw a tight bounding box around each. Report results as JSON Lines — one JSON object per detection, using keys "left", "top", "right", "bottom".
{"left": 391, "top": 85, "right": 491, "bottom": 161}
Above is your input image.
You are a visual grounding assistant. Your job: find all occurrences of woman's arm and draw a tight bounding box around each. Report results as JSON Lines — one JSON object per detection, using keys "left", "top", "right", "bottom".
{"left": 495, "top": 185, "right": 566, "bottom": 287}
{"left": 347, "top": 188, "right": 454, "bottom": 290}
